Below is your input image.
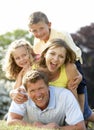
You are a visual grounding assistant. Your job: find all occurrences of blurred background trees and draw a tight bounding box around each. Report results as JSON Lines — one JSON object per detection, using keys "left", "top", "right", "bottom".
{"left": 71, "top": 23, "right": 94, "bottom": 108}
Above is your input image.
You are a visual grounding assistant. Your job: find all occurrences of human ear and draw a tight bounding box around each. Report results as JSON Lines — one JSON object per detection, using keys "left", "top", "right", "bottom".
{"left": 48, "top": 22, "right": 51, "bottom": 28}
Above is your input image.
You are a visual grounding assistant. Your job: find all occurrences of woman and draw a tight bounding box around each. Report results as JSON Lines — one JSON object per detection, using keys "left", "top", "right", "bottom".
{"left": 38, "top": 38, "right": 83, "bottom": 110}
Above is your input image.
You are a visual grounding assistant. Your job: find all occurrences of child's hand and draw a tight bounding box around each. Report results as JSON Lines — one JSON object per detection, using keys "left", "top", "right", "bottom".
{"left": 67, "top": 76, "right": 81, "bottom": 90}
{"left": 10, "top": 87, "right": 28, "bottom": 104}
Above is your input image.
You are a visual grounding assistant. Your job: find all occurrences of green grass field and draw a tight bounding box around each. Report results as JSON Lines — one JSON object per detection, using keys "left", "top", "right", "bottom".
{"left": 0, "top": 120, "right": 55, "bottom": 130}
{"left": 0, "top": 120, "right": 94, "bottom": 130}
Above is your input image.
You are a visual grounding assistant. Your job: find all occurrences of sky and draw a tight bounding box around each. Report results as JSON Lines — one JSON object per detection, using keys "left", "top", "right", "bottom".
{"left": 0, "top": 0, "right": 94, "bottom": 35}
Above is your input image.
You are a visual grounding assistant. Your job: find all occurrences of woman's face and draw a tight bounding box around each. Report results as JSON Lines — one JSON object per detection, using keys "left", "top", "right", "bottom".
{"left": 12, "top": 46, "right": 31, "bottom": 68}
{"left": 44, "top": 46, "right": 66, "bottom": 73}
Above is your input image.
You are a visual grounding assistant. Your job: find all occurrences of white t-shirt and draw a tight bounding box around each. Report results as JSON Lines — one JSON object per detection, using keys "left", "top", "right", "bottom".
{"left": 9, "top": 86, "right": 84, "bottom": 126}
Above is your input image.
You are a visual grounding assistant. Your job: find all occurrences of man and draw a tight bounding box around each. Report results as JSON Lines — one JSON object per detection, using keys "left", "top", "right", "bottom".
{"left": 7, "top": 70, "right": 86, "bottom": 130}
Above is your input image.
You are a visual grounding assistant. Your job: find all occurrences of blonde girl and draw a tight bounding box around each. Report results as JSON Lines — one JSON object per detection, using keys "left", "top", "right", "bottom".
{"left": 3, "top": 39, "right": 36, "bottom": 103}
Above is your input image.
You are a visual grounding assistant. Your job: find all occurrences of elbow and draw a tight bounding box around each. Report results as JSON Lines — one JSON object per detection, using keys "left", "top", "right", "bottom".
{"left": 7, "top": 120, "right": 13, "bottom": 126}
{"left": 75, "top": 121, "right": 86, "bottom": 130}
{"left": 7, "top": 119, "right": 17, "bottom": 126}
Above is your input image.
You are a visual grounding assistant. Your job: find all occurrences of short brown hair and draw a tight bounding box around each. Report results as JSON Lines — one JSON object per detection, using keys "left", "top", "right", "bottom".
{"left": 22, "top": 70, "right": 49, "bottom": 90}
{"left": 28, "top": 11, "right": 49, "bottom": 28}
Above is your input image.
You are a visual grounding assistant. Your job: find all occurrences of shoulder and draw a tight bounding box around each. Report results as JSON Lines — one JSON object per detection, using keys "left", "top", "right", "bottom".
{"left": 9, "top": 101, "right": 26, "bottom": 116}
{"left": 66, "top": 63, "right": 77, "bottom": 71}
{"left": 50, "top": 29, "right": 67, "bottom": 38}
{"left": 49, "top": 86, "right": 78, "bottom": 106}
{"left": 49, "top": 86, "right": 73, "bottom": 97}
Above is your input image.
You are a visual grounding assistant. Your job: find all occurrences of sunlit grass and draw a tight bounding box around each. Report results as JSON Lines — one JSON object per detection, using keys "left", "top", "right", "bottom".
{"left": 0, "top": 120, "right": 56, "bottom": 130}
{"left": 0, "top": 120, "right": 94, "bottom": 130}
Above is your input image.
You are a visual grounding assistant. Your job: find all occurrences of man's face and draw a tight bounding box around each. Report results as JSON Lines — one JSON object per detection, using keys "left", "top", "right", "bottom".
{"left": 29, "top": 21, "right": 51, "bottom": 42}
{"left": 27, "top": 79, "right": 49, "bottom": 110}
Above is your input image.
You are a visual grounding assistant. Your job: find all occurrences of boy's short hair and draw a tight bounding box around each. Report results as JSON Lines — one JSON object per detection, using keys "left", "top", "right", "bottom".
{"left": 22, "top": 70, "right": 49, "bottom": 90}
{"left": 28, "top": 11, "right": 49, "bottom": 28}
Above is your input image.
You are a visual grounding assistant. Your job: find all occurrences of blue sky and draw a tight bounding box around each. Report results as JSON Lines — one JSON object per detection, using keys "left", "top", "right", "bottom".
{"left": 0, "top": 0, "right": 94, "bottom": 35}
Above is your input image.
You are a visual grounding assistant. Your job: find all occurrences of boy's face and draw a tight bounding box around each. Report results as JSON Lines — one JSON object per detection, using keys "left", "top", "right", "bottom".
{"left": 29, "top": 21, "right": 51, "bottom": 42}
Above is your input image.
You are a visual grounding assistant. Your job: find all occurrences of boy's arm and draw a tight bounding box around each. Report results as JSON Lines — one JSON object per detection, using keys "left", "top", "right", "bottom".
{"left": 66, "top": 63, "right": 82, "bottom": 90}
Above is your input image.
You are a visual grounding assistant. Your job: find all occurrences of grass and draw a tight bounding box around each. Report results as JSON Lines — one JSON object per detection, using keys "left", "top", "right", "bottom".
{"left": 0, "top": 120, "right": 94, "bottom": 130}
{"left": 87, "top": 122, "right": 94, "bottom": 130}
{"left": 0, "top": 120, "right": 55, "bottom": 130}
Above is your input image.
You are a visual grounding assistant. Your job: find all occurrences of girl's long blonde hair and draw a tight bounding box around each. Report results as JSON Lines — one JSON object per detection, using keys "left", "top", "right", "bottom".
{"left": 3, "top": 39, "right": 35, "bottom": 80}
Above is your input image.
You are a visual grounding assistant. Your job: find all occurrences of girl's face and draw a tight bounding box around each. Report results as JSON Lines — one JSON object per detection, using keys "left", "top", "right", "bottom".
{"left": 30, "top": 21, "right": 51, "bottom": 42}
{"left": 12, "top": 46, "right": 31, "bottom": 68}
{"left": 44, "top": 46, "right": 66, "bottom": 73}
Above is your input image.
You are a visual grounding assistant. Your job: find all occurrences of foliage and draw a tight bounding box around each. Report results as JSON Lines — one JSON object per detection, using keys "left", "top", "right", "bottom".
{"left": 71, "top": 23, "right": 94, "bottom": 108}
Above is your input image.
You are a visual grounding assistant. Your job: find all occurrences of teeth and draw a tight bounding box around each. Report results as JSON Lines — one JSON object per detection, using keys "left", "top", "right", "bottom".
{"left": 37, "top": 98, "right": 42, "bottom": 101}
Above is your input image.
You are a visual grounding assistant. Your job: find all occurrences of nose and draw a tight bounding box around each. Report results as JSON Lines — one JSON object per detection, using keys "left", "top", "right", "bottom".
{"left": 35, "top": 90, "right": 41, "bottom": 97}
{"left": 53, "top": 55, "right": 59, "bottom": 61}
{"left": 19, "top": 56, "right": 25, "bottom": 62}
{"left": 20, "top": 57, "right": 24, "bottom": 61}
{"left": 36, "top": 30, "right": 41, "bottom": 36}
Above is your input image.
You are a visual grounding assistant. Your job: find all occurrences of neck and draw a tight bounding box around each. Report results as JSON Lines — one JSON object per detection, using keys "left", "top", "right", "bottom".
{"left": 48, "top": 69, "right": 60, "bottom": 82}
{"left": 44, "top": 29, "right": 51, "bottom": 43}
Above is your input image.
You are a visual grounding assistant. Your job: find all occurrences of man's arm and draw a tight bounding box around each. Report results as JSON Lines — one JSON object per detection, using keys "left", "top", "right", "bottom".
{"left": 7, "top": 112, "right": 31, "bottom": 126}
{"left": 7, "top": 112, "right": 86, "bottom": 130}
{"left": 32, "top": 121, "right": 86, "bottom": 130}
{"left": 60, "top": 121, "right": 86, "bottom": 130}
{"left": 7, "top": 113, "right": 61, "bottom": 129}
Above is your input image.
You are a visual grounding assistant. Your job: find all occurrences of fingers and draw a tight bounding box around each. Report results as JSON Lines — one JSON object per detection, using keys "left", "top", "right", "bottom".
{"left": 14, "top": 95, "right": 28, "bottom": 104}
{"left": 12, "top": 88, "right": 28, "bottom": 104}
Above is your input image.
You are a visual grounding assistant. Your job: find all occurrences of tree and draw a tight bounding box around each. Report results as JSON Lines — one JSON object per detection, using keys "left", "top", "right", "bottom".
{"left": 71, "top": 23, "right": 94, "bottom": 108}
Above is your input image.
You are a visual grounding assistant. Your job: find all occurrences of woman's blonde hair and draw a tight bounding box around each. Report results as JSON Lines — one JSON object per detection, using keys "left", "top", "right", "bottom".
{"left": 3, "top": 39, "right": 35, "bottom": 80}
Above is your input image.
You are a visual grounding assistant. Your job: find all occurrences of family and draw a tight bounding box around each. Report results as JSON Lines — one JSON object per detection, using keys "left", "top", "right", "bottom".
{"left": 2, "top": 11, "right": 93, "bottom": 130}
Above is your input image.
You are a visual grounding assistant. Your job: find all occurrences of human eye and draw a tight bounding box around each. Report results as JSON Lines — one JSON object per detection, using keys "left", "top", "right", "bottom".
{"left": 22, "top": 53, "right": 27, "bottom": 57}
{"left": 39, "top": 27, "right": 44, "bottom": 31}
{"left": 59, "top": 55, "right": 64, "bottom": 58}
{"left": 32, "top": 30, "right": 37, "bottom": 33}
{"left": 39, "top": 87, "right": 44, "bottom": 91}
{"left": 30, "top": 89, "right": 34, "bottom": 94}
{"left": 14, "top": 57, "right": 20, "bottom": 61}
{"left": 50, "top": 52, "right": 55, "bottom": 56}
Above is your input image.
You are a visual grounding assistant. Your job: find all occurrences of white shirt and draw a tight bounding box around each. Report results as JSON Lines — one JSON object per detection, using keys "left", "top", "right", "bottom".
{"left": 9, "top": 86, "right": 84, "bottom": 126}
